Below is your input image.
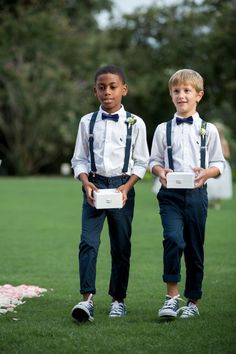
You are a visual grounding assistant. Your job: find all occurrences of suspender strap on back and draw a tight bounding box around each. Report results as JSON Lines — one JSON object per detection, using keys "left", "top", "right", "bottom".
{"left": 200, "top": 120, "right": 207, "bottom": 169}
{"left": 89, "top": 111, "right": 98, "bottom": 173}
{"left": 122, "top": 111, "right": 132, "bottom": 174}
{"left": 166, "top": 120, "right": 174, "bottom": 170}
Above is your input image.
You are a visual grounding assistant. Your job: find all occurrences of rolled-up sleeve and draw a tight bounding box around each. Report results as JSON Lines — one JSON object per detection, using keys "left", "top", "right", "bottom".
{"left": 71, "top": 117, "right": 90, "bottom": 179}
{"left": 132, "top": 118, "right": 149, "bottom": 179}
{"left": 207, "top": 123, "right": 225, "bottom": 175}
{"left": 149, "top": 123, "right": 166, "bottom": 173}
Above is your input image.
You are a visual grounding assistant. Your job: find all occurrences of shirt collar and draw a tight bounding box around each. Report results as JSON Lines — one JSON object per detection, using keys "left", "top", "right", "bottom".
{"left": 98, "top": 105, "right": 126, "bottom": 121}
{"left": 99, "top": 104, "right": 125, "bottom": 115}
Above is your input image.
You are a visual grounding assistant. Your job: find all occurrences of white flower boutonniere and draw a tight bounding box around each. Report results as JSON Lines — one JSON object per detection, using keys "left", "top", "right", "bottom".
{"left": 125, "top": 115, "right": 137, "bottom": 128}
{"left": 199, "top": 127, "right": 207, "bottom": 137}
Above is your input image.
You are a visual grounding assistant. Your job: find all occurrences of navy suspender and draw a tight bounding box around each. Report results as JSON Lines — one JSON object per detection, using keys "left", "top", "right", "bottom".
{"left": 166, "top": 119, "right": 207, "bottom": 170}
{"left": 89, "top": 111, "right": 133, "bottom": 174}
{"left": 166, "top": 120, "right": 174, "bottom": 171}
{"left": 200, "top": 121, "right": 207, "bottom": 168}
{"left": 122, "top": 111, "right": 132, "bottom": 173}
{"left": 89, "top": 111, "right": 98, "bottom": 173}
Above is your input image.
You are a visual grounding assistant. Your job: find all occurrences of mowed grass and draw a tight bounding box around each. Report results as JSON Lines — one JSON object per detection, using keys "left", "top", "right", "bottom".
{"left": 0, "top": 177, "right": 235, "bottom": 354}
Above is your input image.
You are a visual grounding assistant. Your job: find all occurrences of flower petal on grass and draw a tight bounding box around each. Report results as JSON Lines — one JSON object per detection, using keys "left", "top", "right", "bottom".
{"left": 0, "top": 284, "right": 47, "bottom": 315}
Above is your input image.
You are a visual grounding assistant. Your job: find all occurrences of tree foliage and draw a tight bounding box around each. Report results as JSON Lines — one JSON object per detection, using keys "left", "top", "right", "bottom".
{"left": 101, "top": 0, "right": 236, "bottom": 140}
{"left": 0, "top": 0, "right": 112, "bottom": 174}
{"left": 0, "top": 0, "right": 235, "bottom": 175}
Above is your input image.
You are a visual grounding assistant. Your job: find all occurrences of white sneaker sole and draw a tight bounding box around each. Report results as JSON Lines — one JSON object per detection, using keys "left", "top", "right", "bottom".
{"left": 109, "top": 313, "right": 126, "bottom": 318}
{"left": 158, "top": 309, "right": 178, "bottom": 318}
{"left": 180, "top": 313, "right": 199, "bottom": 319}
{"left": 71, "top": 304, "right": 94, "bottom": 322}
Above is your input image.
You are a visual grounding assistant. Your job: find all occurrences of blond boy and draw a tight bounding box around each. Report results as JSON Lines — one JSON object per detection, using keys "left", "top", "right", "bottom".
{"left": 149, "top": 69, "right": 225, "bottom": 319}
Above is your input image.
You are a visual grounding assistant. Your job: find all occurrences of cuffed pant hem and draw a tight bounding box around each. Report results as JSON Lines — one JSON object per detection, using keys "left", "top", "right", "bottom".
{"left": 109, "top": 291, "right": 127, "bottom": 301}
{"left": 80, "top": 288, "right": 96, "bottom": 295}
{"left": 163, "top": 274, "right": 181, "bottom": 283}
{"left": 184, "top": 290, "right": 202, "bottom": 301}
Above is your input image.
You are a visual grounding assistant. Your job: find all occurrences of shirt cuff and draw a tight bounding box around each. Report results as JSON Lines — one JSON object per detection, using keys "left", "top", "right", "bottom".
{"left": 132, "top": 166, "right": 147, "bottom": 179}
{"left": 73, "top": 166, "right": 89, "bottom": 179}
{"left": 209, "top": 161, "right": 225, "bottom": 176}
{"left": 149, "top": 161, "right": 162, "bottom": 173}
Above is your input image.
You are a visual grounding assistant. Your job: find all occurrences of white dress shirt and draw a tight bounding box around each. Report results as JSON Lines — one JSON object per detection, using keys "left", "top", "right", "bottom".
{"left": 71, "top": 105, "right": 149, "bottom": 179}
{"left": 149, "top": 112, "right": 225, "bottom": 174}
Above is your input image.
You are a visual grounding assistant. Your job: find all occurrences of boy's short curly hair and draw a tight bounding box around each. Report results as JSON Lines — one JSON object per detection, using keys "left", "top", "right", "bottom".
{"left": 94, "top": 65, "right": 126, "bottom": 84}
{"left": 168, "top": 69, "right": 204, "bottom": 92}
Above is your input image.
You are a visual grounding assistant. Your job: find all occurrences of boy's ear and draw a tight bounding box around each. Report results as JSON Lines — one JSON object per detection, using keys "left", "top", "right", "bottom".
{"left": 122, "top": 84, "right": 128, "bottom": 96}
{"left": 93, "top": 87, "right": 97, "bottom": 96}
{"left": 197, "top": 90, "right": 204, "bottom": 103}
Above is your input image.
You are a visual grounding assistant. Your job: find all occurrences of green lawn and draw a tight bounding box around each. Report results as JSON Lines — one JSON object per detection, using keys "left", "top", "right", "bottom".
{"left": 0, "top": 177, "right": 235, "bottom": 354}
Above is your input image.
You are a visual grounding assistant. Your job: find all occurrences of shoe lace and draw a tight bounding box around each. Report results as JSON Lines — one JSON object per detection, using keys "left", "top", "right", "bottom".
{"left": 111, "top": 301, "right": 124, "bottom": 314}
{"left": 178, "top": 303, "right": 197, "bottom": 315}
{"left": 87, "top": 302, "right": 93, "bottom": 312}
{"left": 164, "top": 295, "right": 184, "bottom": 309}
{"left": 84, "top": 294, "right": 94, "bottom": 312}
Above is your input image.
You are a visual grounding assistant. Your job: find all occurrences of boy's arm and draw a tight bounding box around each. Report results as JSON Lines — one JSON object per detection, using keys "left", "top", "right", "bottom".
{"left": 193, "top": 166, "right": 221, "bottom": 188}
{"left": 131, "top": 118, "right": 149, "bottom": 179}
{"left": 79, "top": 172, "right": 98, "bottom": 207}
{"left": 117, "top": 118, "right": 149, "bottom": 206}
{"left": 152, "top": 165, "right": 173, "bottom": 188}
{"left": 149, "top": 123, "right": 167, "bottom": 183}
{"left": 193, "top": 123, "right": 225, "bottom": 188}
{"left": 71, "top": 117, "right": 90, "bottom": 179}
{"left": 117, "top": 174, "right": 140, "bottom": 206}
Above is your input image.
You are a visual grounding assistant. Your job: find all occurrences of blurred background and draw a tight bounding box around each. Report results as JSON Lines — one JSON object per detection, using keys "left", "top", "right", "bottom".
{"left": 0, "top": 0, "right": 235, "bottom": 177}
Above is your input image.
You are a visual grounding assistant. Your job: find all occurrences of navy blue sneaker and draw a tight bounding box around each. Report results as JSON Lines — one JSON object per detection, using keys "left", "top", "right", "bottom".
{"left": 159, "top": 295, "right": 183, "bottom": 319}
{"left": 179, "top": 301, "right": 200, "bottom": 319}
{"left": 71, "top": 294, "right": 94, "bottom": 322}
{"left": 109, "top": 301, "right": 126, "bottom": 318}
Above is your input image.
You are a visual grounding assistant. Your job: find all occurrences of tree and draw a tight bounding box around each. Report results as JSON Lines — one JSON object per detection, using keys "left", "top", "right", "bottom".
{"left": 1, "top": 0, "right": 235, "bottom": 174}
{"left": 0, "top": 0, "right": 112, "bottom": 175}
{"left": 97, "top": 0, "right": 236, "bottom": 164}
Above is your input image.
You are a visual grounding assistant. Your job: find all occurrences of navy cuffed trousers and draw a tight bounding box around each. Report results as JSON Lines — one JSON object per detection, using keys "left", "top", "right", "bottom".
{"left": 79, "top": 173, "right": 135, "bottom": 301}
{"left": 157, "top": 186, "right": 208, "bottom": 300}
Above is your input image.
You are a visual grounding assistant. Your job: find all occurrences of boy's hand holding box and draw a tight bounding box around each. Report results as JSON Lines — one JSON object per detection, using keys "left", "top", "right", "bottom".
{"left": 167, "top": 172, "right": 195, "bottom": 189}
{"left": 94, "top": 189, "right": 123, "bottom": 209}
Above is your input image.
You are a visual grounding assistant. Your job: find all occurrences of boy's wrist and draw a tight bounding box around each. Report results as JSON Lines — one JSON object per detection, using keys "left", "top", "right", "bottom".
{"left": 206, "top": 167, "right": 221, "bottom": 179}
{"left": 152, "top": 165, "right": 164, "bottom": 177}
{"left": 78, "top": 172, "right": 89, "bottom": 185}
{"left": 126, "top": 174, "right": 140, "bottom": 189}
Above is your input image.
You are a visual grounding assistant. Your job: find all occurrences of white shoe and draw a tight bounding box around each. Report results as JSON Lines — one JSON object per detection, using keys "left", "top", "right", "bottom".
{"left": 178, "top": 301, "right": 200, "bottom": 319}
{"left": 71, "top": 294, "right": 94, "bottom": 322}
{"left": 109, "top": 301, "right": 126, "bottom": 318}
{"left": 159, "top": 295, "right": 183, "bottom": 318}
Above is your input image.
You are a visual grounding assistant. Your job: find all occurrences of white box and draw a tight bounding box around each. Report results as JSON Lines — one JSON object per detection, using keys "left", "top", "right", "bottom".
{"left": 94, "top": 189, "right": 123, "bottom": 209}
{"left": 167, "top": 172, "right": 195, "bottom": 189}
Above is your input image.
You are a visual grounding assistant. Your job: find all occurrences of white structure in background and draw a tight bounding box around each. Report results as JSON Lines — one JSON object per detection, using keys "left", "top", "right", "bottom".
{"left": 60, "top": 163, "right": 71, "bottom": 176}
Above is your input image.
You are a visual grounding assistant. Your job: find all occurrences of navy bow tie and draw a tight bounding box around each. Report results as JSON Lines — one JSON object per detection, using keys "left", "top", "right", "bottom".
{"left": 176, "top": 116, "right": 193, "bottom": 125}
{"left": 102, "top": 112, "right": 119, "bottom": 122}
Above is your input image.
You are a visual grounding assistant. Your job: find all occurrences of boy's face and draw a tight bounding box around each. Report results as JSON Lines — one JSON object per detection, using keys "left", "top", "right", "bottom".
{"left": 170, "top": 83, "right": 204, "bottom": 117}
{"left": 94, "top": 73, "right": 128, "bottom": 113}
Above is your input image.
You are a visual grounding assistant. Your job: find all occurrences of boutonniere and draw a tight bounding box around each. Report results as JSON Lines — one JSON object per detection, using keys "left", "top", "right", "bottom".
{"left": 199, "top": 127, "right": 207, "bottom": 137}
{"left": 125, "top": 115, "right": 137, "bottom": 128}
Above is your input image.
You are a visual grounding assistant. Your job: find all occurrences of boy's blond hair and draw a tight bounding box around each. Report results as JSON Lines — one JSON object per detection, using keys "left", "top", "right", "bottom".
{"left": 168, "top": 69, "right": 204, "bottom": 93}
